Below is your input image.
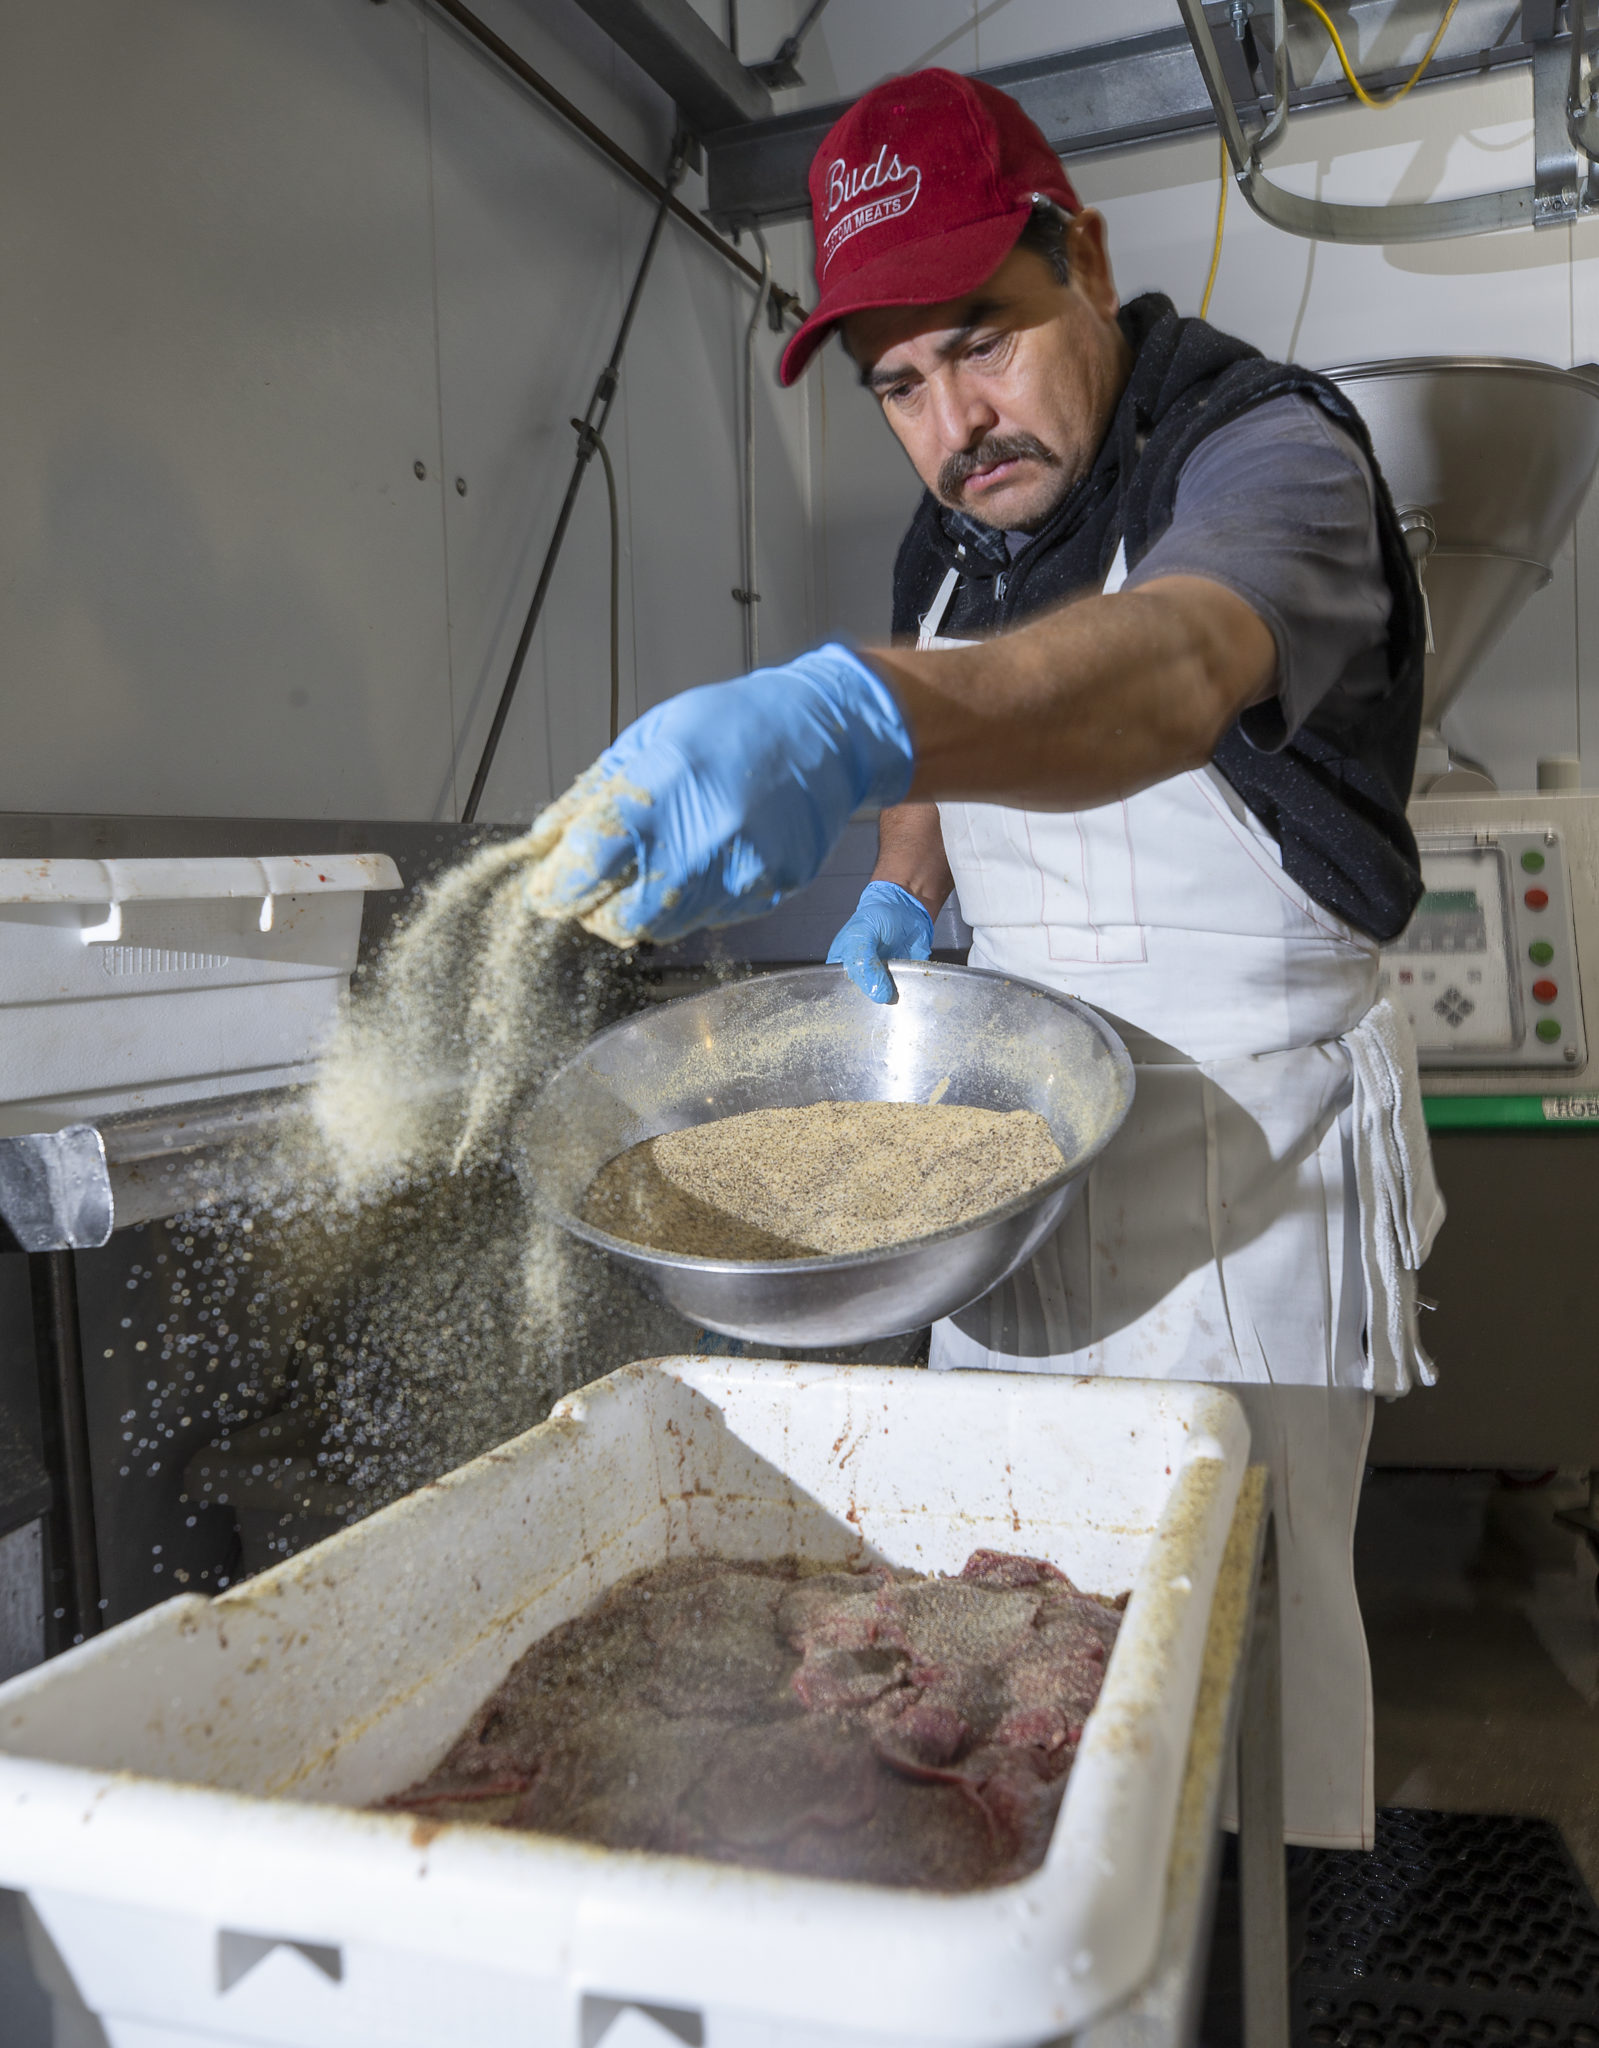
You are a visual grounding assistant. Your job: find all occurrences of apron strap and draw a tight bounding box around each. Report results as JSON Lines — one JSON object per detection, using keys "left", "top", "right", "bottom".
{"left": 918, "top": 566, "right": 961, "bottom": 647}
{"left": 921, "top": 539, "right": 1126, "bottom": 653}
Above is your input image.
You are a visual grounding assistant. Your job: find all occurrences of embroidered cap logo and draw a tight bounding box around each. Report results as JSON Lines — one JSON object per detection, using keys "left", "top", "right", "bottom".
{"left": 821, "top": 143, "right": 923, "bottom": 272}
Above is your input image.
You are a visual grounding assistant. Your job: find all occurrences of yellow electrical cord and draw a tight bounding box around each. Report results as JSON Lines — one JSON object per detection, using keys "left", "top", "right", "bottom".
{"left": 1199, "top": 1, "right": 1461, "bottom": 319}
{"left": 1200, "top": 135, "right": 1229, "bottom": 319}
{"left": 1296, "top": 0, "right": 1462, "bottom": 110}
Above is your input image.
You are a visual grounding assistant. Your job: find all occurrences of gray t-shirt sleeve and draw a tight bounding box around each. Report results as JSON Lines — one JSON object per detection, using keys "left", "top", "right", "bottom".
{"left": 1122, "top": 392, "right": 1393, "bottom": 750}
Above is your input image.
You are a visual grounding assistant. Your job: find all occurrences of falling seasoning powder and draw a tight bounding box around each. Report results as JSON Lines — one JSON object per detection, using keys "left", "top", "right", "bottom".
{"left": 581, "top": 1100, "right": 1067, "bottom": 1260}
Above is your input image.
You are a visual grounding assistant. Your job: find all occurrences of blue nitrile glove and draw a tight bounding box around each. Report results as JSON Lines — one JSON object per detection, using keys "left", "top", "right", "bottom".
{"left": 827, "top": 881, "right": 935, "bottom": 1004}
{"left": 523, "top": 645, "right": 914, "bottom": 946}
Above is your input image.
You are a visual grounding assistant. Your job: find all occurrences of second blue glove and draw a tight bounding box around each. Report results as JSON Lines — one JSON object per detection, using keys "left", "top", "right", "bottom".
{"left": 826, "top": 880, "right": 935, "bottom": 1004}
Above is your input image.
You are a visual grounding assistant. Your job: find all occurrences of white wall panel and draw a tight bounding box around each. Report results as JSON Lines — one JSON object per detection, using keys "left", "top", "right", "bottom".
{"left": 973, "top": 0, "right": 1177, "bottom": 70}
{"left": 748, "top": 0, "right": 1168, "bottom": 111}
{"left": 618, "top": 230, "right": 753, "bottom": 712}
{"left": 800, "top": 1, "right": 977, "bottom": 102}
{"left": 0, "top": 0, "right": 816, "bottom": 824}
{"left": 0, "top": 0, "right": 454, "bottom": 819}
{"left": 426, "top": 0, "right": 640, "bottom": 821}
{"left": 481, "top": 0, "right": 679, "bottom": 171}
{"left": 401, "top": 0, "right": 814, "bottom": 821}
{"left": 752, "top": 218, "right": 824, "bottom": 667}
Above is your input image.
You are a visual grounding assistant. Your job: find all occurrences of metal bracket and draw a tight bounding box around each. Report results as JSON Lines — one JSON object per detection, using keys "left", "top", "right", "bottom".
{"left": 0, "top": 1085, "right": 311, "bottom": 1253}
{"left": 745, "top": 0, "right": 832, "bottom": 92}
{"left": 1536, "top": 31, "right": 1582, "bottom": 225}
{"left": 0, "top": 1127, "right": 113, "bottom": 1254}
{"left": 1176, "top": 0, "right": 1584, "bottom": 241}
{"left": 1209, "top": 0, "right": 1277, "bottom": 142}
{"left": 1568, "top": 3, "right": 1599, "bottom": 168}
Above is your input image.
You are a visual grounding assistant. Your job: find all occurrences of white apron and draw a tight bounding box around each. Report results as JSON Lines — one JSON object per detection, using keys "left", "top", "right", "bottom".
{"left": 916, "top": 551, "right": 1440, "bottom": 1849}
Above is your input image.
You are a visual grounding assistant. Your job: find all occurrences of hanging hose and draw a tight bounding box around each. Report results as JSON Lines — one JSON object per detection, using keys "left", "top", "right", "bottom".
{"left": 1200, "top": 135, "right": 1230, "bottom": 318}
{"left": 461, "top": 145, "right": 688, "bottom": 822}
{"left": 1295, "top": 0, "right": 1462, "bottom": 110}
{"left": 590, "top": 424, "right": 622, "bottom": 744}
{"left": 738, "top": 228, "right": 774, "bottom": 672}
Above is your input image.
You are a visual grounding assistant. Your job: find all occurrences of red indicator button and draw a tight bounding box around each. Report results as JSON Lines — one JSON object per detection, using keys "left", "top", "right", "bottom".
{"left": 1533, "top": 978, "right": 1559, "bottom": 1004}
{"left": 1525, "top": 887, "right": 1550, "bottom": 910}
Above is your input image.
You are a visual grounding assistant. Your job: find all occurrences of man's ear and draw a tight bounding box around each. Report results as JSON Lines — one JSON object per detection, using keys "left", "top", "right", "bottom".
{"left": 1066, "top": 209, "right": 1119, "bottom": 320}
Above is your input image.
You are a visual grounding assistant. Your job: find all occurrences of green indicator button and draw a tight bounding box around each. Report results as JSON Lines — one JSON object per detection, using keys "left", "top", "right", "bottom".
{"left": 1522, "top": 848, "right": 1547, "bottom": 874}
{"left": 1536, "top": 1017, "right": 1563, "bottom": 1043}
{"left": 1530, "top": 939, "right": 1555, "bottom": 966}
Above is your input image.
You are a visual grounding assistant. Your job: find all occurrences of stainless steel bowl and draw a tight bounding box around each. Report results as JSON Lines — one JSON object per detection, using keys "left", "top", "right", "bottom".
{"left": 516, "top": 962, "right": 1134, "bottom": 1350}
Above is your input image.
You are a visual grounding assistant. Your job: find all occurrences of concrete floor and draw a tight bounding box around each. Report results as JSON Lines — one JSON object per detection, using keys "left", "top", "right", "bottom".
{"left": 2, "top": 1468, "right": 1597, "bottom": 2044}
{"left": 0, "top": 1889, "right": 53, "bottom": 2048}
{"left": 1358, "top": 1468, "right": 1599, "bottom": 1895}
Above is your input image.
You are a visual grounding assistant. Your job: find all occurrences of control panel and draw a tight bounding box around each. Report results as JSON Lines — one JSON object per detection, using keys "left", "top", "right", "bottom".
{"left": 1377, "top": 829, "right": 1586, "bottom": 1071}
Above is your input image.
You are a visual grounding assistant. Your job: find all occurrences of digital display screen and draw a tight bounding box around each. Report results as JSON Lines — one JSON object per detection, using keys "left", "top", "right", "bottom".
{"left": 1396, "top": 878, "right": 1489, "bottom": 957}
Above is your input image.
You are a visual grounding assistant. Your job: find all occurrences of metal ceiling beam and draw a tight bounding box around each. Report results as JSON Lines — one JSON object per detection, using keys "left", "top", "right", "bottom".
{"left": 706, "top": 26, "right": 1209, "bottom": 228}
{"left": 703, "top": 0, "right": 1534, "bottom": 229}
{"left": 568, "top": 0, "right": 771, "bottom": 134}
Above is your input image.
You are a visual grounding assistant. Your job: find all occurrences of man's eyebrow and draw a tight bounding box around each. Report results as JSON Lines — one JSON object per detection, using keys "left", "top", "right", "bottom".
{"left": 860, "top": 300, "right": 1007, "bottom": 391}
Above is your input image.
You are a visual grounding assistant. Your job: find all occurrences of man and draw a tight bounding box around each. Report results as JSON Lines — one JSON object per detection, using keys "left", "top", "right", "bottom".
{"left": 528, "top": 69, "right": 1442, "bottom": 1858}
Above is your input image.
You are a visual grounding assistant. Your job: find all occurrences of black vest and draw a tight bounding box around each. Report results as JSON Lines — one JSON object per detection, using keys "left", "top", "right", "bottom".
{"left": 890, "top": 294, "right": 1426, "bottom": 943}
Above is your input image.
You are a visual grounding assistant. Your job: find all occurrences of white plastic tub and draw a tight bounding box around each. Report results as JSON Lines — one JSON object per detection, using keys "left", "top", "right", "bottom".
{"left": 0, "top": 1360, "right": 1248, "bottom": 2048}
{"left": 0, "top": 853, "right": 401, "bottom": 1135}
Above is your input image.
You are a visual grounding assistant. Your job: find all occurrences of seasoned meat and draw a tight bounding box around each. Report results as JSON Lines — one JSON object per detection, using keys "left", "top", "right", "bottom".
{"left": 383, "top": 1550, "right": 1125, "bottom": 1892}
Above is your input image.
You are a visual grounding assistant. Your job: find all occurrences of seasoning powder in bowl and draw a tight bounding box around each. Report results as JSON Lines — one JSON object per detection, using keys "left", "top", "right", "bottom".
{"left": 580, "top": 1100, "right": 1067, "bottom": 1261}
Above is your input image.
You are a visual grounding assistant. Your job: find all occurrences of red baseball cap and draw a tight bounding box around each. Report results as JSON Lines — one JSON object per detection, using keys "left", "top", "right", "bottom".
{"left": 778, "top": 69, "right": 1079, "bottom": 387}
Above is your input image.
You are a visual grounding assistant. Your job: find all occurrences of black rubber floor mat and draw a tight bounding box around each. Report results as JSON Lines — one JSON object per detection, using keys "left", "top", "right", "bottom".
{"left": 1294, "top": 1810, "right": 1599, "bottom": 2047}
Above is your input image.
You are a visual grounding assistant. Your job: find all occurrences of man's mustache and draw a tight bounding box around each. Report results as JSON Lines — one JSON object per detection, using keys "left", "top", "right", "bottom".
{"left": 937, "top": 433, "right": 1059, "bottom": 503}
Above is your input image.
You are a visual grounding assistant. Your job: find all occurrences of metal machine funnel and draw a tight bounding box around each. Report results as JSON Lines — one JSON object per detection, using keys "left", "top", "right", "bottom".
{"left": 1324, "top": 358, "right": 1599, "bottom": 790}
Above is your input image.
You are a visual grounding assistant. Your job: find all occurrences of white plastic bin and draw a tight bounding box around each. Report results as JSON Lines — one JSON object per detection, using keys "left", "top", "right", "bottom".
{"left": 0, "top": 853, "right": 402, "bottom": 1135}
{"left": 0, "top": 1359, "right": 1249, "bottom": 2048}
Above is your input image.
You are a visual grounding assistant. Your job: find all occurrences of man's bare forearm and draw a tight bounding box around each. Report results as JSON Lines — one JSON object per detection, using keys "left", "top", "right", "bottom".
{"left": 866, "top": 574, "right": 1277, "bottom": 810}
{"left": 872, "top": 802, "right": 953, "bottom": 922}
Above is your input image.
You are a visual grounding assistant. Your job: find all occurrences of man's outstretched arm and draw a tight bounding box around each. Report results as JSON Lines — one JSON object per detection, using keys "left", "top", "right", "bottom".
{"left": 522, "top": 574, "right": 1274, "bottom": 949}
{"left": 870, "top": 574, "right": 1277, "bottom": 809}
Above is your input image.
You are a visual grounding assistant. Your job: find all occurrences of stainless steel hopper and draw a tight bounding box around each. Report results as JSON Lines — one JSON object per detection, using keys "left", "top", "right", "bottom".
{"left": 1324, "top": 358, "right": 1599, "bottom": 793}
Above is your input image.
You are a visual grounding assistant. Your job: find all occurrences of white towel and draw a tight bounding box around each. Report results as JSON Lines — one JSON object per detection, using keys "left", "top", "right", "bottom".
{"left": 1344, "top": 997, "right": 1447, "bottom": 1397}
